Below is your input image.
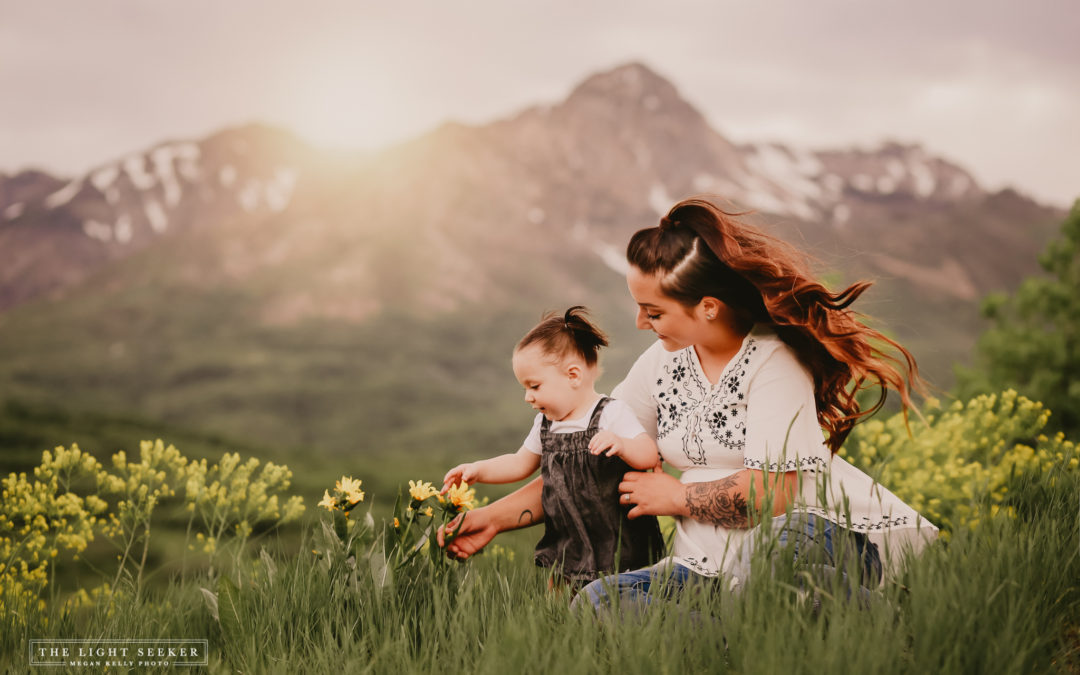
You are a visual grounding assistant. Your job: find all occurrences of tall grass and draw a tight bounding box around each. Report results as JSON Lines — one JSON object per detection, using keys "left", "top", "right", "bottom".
{"left": 6, "top": 454, "right": 1077, "bottom": 674}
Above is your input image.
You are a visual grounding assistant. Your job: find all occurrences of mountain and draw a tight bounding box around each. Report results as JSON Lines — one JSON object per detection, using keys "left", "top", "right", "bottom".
{"left": 1, "top": 64, "right": 1059, "bottom": 316}
{"left": 0, "top": 126, "right": 321, "bottom": 311}
{"left": 0, "top": 62, "right": 1063, "bottom": 475}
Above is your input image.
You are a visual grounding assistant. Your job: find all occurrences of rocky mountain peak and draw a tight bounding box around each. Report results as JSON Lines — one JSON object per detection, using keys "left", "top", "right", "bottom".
{"left": 0, "top": 169, "right": 69, "bottom": 216}
{"left": 557, "top": 61, "right": 715, "bottom": 137}
{"left": 566, "top": 62, "right": 683, "bottom": 106}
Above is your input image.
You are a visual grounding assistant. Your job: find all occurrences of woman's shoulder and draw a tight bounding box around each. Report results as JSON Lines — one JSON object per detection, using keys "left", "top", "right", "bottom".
{"left": 748, "top": 324, "right": 783, "bottom": 348}
{"left": 745, "top": 326, "right": 813, "bottom": 382}
{"left": 744, "top": 325, "right": 788, "bottom": 363}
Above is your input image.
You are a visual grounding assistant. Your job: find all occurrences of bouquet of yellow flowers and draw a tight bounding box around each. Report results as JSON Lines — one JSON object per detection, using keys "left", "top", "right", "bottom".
{"left": 389, "top": 479, "right": 476, "bottom": 571}
{"left": 315, "top": 475, "right": 477, "bottom": 580}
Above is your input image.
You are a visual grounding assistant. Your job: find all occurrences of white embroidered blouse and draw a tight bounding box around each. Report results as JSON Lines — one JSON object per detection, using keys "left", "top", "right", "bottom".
{"left": 612, "top": 325, "right": 938, "bottom": 578}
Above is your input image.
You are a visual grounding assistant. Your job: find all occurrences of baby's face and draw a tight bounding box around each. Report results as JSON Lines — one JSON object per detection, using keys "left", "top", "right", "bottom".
{"left": 511, "top": 344, "right": 582, "bottom": 422}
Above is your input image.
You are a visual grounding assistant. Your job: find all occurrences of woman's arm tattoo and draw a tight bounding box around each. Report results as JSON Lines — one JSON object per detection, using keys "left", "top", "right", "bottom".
{"left": 685, "top": 475, "right": 749, "bottom": 528}
{"left": 517, "top": 509, "right": 537, "bottom": 526}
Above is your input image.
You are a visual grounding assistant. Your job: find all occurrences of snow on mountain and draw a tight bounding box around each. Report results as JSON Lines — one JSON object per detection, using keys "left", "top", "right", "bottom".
{"left": 3, "top": 126, "right": 306, "bottom": 246}
{"left": 0, "top": 124, "right": 320, "bottom": 312}
{"left": 704, "top": 140, "right": 987, "bottom": 226}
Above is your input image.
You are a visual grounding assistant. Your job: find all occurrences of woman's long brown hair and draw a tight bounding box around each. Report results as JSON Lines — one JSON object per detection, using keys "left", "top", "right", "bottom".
{"left": 626, "top": 197, "right": 922, "bottom": 453}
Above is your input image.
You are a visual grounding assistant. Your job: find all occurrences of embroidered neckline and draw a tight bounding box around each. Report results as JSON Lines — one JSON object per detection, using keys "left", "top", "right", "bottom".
{"left": 654, "top": 334, "right": 761, "bottom": 465}
{"left": 685, "top": 328, "right": 756, "bottom": 389}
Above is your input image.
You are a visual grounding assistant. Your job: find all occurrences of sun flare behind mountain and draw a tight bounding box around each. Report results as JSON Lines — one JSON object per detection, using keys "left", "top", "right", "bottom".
{"left": 279, "top": 58, "right": 432, "bottom": 153}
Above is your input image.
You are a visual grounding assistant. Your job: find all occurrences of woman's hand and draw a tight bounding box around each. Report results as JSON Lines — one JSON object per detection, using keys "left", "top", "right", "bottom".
{"left": 618, "top": 470, "right": 688, "bottom": 519}
{"left": 436, "top": 476, "right": 545, "bottom": 559}
{"left": 437, "top": 507, "right": 499, "bottom": 560}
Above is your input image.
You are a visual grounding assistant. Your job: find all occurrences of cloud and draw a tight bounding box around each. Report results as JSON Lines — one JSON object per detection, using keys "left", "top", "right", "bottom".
{"left": 0, "top": 0, "right": 1076, "bottom": 205}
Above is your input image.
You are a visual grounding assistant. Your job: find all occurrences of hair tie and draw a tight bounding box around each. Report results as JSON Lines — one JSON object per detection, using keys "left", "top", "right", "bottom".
{"left": 563, "top": 308, "right": 573, "bottom": 330}
{"left": 659, "top": 215, "right": 680, "bottom": 232}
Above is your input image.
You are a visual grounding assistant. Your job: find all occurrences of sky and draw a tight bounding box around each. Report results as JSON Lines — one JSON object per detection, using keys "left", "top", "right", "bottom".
{"left": 2, "top": 0, "right": 1077, "bottom": 207}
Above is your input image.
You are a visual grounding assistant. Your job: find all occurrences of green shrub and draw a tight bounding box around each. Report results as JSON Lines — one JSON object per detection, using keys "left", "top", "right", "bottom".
{"left": 840, "top": 389, "right": 1078, "bottom": 533}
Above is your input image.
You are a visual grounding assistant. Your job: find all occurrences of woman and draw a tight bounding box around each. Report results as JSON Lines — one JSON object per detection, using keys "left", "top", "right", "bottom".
{"left": 441, "top": 197, "right": 938, "bottom": 607}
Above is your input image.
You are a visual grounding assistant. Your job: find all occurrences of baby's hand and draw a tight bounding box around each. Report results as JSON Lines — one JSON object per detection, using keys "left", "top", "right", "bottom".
{"left": 588, "top": 431, "right": 624, "bottom": 458}
{"left": 442, "top": 463, "right": 479, "bottom": 492}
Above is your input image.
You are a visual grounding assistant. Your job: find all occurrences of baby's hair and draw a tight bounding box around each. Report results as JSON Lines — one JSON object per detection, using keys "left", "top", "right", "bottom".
{"left": 516, "top": 306, "right": 609, "bottom": 366}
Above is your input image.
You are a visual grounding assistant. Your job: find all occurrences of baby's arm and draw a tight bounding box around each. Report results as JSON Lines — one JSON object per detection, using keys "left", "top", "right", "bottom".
{"left": 588, "top": 431, "right": 660, "bottom": 470}
{"left": 442, "top": 446, "right": 541, "bottom": 490}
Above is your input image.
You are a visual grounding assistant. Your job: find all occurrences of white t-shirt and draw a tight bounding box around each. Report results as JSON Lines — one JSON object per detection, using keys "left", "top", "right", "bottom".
{"left": 523, "top": 397, "right": 649, "bottom": 455}
{"left": 612, "top": 325, "right": 938, "bottom": 578}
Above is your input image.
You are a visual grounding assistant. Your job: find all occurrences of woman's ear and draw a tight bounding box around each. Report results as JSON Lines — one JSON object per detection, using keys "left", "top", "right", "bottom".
{"left": 699, "top": 296, "right": 722, "bottom": 321}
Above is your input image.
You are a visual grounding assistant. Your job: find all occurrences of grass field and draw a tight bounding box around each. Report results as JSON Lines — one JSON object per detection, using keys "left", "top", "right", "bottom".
{"left": 3, "top": 440, "right": 1077, "bottom": 674}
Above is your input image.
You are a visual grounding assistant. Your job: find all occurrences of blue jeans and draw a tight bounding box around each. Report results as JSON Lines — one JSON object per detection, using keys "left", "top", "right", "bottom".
{"left": 735, "top": 513, "right": 883, "bottom": 602}
{"left": 570, "top": 559, "right": 697, "bottom": 612}
{"left": 572, "top": 514, "right": 882, "bottom": 612}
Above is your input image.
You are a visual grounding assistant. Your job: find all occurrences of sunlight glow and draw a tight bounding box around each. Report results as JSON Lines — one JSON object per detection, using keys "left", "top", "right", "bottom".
{"left": 280, "top": 60, "right": 430, "bottom": 152}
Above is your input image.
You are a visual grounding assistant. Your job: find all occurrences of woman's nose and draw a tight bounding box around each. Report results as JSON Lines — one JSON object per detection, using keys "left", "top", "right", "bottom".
{"left": 635, "top": 307, "right": 651, "bottom": 330}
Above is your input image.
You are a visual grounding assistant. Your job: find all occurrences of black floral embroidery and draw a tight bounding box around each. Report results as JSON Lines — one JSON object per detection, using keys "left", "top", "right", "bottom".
{"left": 654, "top": 350, "right": 706, "bottom": 441}
{"left": 702, "top": 339, "right": 758, "bottom": 452}
{"left": 743, "top": 455, "right": 827, "bottom": 474}
{"left": 801, "top": 507, "right": 911, "bottom": 532}
{"left": 651, "top": 339, "right": 765, "bottom": 465}
{"left": 679, "top": 556, "right": 715, "bottom": 575}
{"left": 711, "top": 410, "right": 728, "bottom": 428}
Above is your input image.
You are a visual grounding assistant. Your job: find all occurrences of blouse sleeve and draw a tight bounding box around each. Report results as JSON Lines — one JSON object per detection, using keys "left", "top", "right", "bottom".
{"left": 742, "top": 345, "right": 831, "bottom": 474}
{"left": 610, "top": 342, "right": 662, "bottom": 438}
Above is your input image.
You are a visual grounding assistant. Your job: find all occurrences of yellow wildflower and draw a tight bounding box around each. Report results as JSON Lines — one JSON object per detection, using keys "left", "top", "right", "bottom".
{"left": 335, "top": 476, "right": 365, "bottom": 505}
{"left": 423, "top": 507, "right": 434, "bottom": 517}
{"left": 408, "top": 480, "right": 438, "bottom": 503}
{"left": 317, "top": 489, "right": 336, "bottom": 511}
{"left": 445, "top": 482, "right": 476, "bottom": 512}
{"left": 335, "top": 476, "right": 360, "bottom": 493}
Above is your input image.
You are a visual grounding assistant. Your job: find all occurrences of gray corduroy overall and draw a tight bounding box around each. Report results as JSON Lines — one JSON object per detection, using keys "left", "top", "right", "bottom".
{"left": 534, "top": 397, "right": 665, "bottom": 584}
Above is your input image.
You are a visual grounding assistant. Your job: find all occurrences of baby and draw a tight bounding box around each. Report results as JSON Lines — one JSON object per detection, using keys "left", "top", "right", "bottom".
{"left": 443, "top": 306, "right": 664, "bottom": 586}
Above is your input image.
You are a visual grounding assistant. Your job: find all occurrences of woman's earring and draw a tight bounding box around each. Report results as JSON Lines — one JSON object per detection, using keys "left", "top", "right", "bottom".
{"left": 706, "top": 313, "right": 715, "bottom": 320}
